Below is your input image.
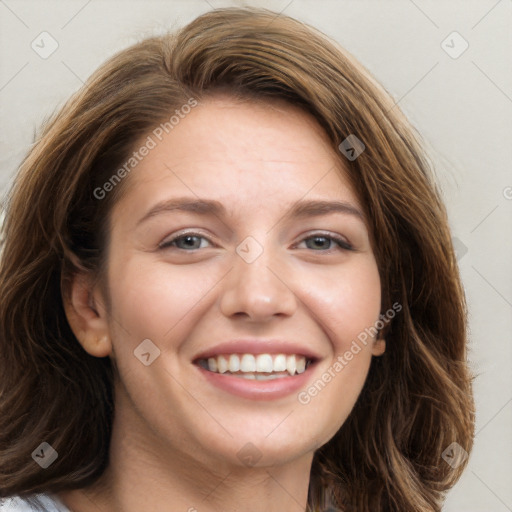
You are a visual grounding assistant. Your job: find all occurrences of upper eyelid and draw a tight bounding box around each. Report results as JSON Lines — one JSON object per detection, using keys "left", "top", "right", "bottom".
{"left": 294, "top": 233, "right": 354, "bottom": 251}
{"left": 159, "top": 231, "right": 213, "bottom": 248}
{"left": 161, "top": 230, "right": 353, "bottom": 250}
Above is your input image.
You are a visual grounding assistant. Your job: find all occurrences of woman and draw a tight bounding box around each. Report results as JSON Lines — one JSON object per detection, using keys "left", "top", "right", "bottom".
{"left": 0, "top": 7, "right": 474, "bottom": 512}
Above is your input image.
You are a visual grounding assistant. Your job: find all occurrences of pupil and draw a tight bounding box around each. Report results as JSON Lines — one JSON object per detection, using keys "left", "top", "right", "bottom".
{"left": 183, "top": 236, "right": 198, "bottom": 248}
{"left": 312, "top": 236, "right": 328, "bottom": 249}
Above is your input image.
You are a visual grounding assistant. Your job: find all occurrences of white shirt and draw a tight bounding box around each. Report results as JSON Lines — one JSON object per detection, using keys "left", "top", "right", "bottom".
{"left": 0, "top": 494, "right": 71, "bottom": 512}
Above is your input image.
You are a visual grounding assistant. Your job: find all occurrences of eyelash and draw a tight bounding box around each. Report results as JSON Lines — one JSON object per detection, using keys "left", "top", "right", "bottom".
{"left": 159, "top": 231, "right": 354, "bottom": 253}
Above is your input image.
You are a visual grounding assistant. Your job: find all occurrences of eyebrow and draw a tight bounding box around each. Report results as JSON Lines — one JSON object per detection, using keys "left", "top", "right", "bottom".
{"left": 284, "top": 199, "right": 365, "bottom": 223}
{"left": 137, "top": 197, "right": 227, "bottom": 226}
{"left": 137, "top": 197, "right": 365, "bottom": 226}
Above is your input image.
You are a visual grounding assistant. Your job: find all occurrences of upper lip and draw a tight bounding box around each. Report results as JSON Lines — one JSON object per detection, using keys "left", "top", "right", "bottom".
{"left": 193, "top": 339, "right": 321, "bottom": 362}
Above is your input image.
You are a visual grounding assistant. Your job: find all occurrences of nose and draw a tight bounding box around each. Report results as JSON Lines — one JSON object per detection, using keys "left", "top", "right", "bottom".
{"left": 219, "top": 245, "right": 298, "bottom": 323}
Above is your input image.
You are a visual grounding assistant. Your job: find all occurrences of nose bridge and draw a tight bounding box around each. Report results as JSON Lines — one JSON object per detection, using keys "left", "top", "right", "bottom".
{"left": 219, "top": 236, "right": 297, "bottom": 321}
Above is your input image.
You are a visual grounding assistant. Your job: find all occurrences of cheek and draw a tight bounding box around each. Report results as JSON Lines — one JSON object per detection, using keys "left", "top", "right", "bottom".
{"left": 292, "top": 257, "right": 381, "bottom": 434}
{"left": 106, "top": 256, "right": 222, "bottom": 356}
{"left": 297, "top": 257, "right": 382, "bottom": 351}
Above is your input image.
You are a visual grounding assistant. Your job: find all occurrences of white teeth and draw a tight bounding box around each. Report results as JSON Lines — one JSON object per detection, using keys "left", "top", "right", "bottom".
{"left": 233, "top": 372, "right": 288, "bottom": 380}
{"left": 255, "top": 354, "right": 273, "bottom": 373}
{"left": 217, "top": 355, "right": 228, "bottom": 374}
{"left": 286, "top": 355, "right": 296, "bottom": 376}
{"left": 296, "top": 356, "right": 306, "bottom": 374}
{"left": 255, "top": 373, "right": 282, "bottom": 380}
{"left": 201, "top": 353, "right": 310, "bottom": 376}
{"left": 228, "top": 354, "right": 240, "bottom": 372}
{"left": 273, "top": 354, "right": 287, "bottom": 372}
{"left": 240, "top": 354, "right": 256, "bottom": 372}
{"left": 207, "top": 357, "right": 217, "bottom": 372}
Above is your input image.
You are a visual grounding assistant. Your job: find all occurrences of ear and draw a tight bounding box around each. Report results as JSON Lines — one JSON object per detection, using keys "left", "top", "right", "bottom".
{"left": 371, "top": 337, "right": 386, "bottom": 357}
{"left": 62, "top": 271, "right": 112, "bottom": 358}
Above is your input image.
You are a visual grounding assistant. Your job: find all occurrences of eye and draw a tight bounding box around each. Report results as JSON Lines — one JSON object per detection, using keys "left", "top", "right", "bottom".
{"left": 296, "top": 233, "right": 353, "bottom": 252}
{"left": 159, "top": 232, "right": 212, "bottom": 251}
{"left": 159, "top": 231, "right": 353, "bottom": 252}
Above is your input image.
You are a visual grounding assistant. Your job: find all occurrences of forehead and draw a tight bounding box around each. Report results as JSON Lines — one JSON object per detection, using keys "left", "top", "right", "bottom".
{"left": 114, "top": 97, "right": 362, "bottom": 221}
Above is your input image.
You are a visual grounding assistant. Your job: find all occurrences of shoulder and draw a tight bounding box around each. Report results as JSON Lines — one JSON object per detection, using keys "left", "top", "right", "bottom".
{"left": 0, "top": 494, "right": 70, "bottom": 512}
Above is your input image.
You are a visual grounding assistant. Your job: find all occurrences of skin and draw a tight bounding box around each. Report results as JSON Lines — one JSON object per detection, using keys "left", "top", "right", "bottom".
{"left": 61, "top": 96, "right": 385, "bottom": 512}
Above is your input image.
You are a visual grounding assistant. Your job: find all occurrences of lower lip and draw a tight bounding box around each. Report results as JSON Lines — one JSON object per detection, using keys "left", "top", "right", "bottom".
{"left": 195, "top": 364, "right": 315, "bottom": 401}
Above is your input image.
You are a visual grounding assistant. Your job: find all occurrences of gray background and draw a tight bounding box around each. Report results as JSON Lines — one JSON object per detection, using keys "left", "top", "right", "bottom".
{"left": 1, "top": 1, "right": 511, "bottom": 510}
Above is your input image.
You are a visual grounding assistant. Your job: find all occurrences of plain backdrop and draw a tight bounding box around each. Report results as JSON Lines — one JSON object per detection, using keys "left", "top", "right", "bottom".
{"left": 1, "top": 1, "right": 511, "bottom": 510}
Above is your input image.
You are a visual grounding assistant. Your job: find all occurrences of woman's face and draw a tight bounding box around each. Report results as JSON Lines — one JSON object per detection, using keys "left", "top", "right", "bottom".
{"left": 102, "top": 97, "right": 383, "bottom": 470}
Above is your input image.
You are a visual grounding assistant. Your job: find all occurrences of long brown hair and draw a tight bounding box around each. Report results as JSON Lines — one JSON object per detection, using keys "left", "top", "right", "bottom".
{"left": 0, "top": 7, "right": 474, "bottom": 511}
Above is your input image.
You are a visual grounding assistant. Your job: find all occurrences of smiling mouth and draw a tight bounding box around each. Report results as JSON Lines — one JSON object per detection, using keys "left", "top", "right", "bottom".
{"left": 196, "top": 353, "right": 313, "bottom": 380}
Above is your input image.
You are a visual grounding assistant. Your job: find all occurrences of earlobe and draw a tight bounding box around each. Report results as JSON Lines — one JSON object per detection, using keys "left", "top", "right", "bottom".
{"left": 80, "top": 331, "right": 112, "bottom": 358}
{"left": 62, "top": 272, "right": 112, "bottom": 358}
{"left": 372, "top": 338, "right": 386, "bottom": 357}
